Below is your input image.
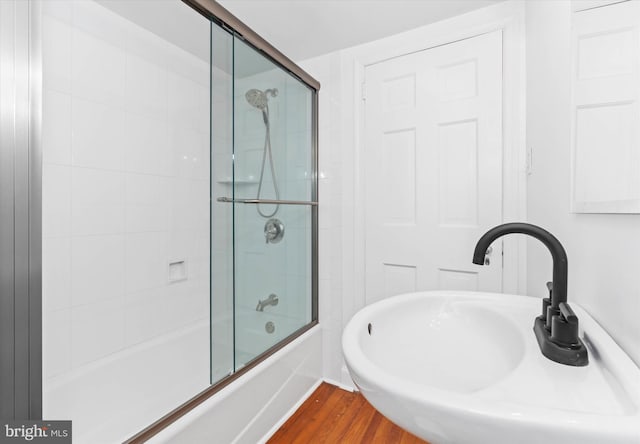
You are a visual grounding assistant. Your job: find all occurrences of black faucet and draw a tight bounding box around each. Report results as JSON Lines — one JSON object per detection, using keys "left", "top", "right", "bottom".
{"left": 473, "top": 223, "right": 588, "bottom": 366}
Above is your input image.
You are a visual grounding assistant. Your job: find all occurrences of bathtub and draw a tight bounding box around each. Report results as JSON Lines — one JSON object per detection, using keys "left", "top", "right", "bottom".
{"left": 149, "top": 325, "right": 322, "bottom": 444}
{"left": 43, "top": 321, "right": 210, "bottom": 444}
{"left": 209, "top": 307, "right": 314, "bottom": 381}
{"left": 234, "top": 308, "right": 310, "bottom": 367}
{"left": 44, "top": 313, "right": 320, "bottom": 443}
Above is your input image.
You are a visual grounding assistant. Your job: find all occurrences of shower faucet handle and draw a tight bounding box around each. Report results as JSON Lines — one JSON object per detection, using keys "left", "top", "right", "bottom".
{"left": 265, "top": 224, "right": 277, "bottom": 243}
{"left": 264, "top": 218, "right": 285, "bottom": 244}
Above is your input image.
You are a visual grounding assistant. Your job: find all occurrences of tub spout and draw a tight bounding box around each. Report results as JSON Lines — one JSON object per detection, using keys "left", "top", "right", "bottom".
{"left": 256, "top": 293, "right": 279, "bottom": 312}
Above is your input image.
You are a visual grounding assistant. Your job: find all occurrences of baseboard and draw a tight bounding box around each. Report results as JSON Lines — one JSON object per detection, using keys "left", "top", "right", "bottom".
{"left": 340, "top": 365, "right": 357, "bottom": 391}
{"left": 323, "top": 377, "right": 356, "bottom": 393}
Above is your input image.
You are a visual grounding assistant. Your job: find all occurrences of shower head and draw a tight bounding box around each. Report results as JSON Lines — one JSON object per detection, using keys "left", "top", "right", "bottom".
{"left": 245, "top": 88, "right": 278, "bottom": 110}
{"left": 246, "top": 89, "right": 268, "bottom": 110}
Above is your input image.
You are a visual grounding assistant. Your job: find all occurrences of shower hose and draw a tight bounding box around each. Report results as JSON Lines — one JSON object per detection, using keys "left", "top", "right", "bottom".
{"left": 256, "top": 105, "right": 280, "bottom": 218}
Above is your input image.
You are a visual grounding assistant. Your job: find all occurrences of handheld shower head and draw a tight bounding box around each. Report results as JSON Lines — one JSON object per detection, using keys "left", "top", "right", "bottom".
{"left": 245, "top": 89, "right": 268, "bottom": 110}
{"left": 245, "top": 88, "right": 278, "bottom": 110}
{"left": 245, "top": 87, "right": 280, "bottom": 218}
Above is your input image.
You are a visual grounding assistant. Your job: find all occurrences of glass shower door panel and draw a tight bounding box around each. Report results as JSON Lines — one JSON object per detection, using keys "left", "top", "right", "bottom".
{"left": 233, "top": 36, "right": 314, "bottom": 368}
{"left": 234, "top": 204, "right": 312, "bottom": 368}
{"left": 211, "top": 23, "right": 234, "bottom": 384}
{"left": 233, "top": 38, "right": 314, "bottom": 206}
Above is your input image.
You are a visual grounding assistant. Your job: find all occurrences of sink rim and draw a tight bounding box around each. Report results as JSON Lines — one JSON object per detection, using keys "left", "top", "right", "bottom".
{"left": 352, "top": 295, "right": 528, "bottom": 394}
{"left": 342, "top": 290, "right": 640, "bottom": 434}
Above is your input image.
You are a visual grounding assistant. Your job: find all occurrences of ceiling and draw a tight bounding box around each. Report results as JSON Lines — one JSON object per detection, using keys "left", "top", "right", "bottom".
{"left": 217, "top": 0, "right": 502, "bottom": 61}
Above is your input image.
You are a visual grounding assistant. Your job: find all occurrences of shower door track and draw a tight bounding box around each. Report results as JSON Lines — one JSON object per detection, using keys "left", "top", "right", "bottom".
{"left": 182, "top": 0, "right": 320, "bottom": 91}
{"left": 216, "top": 197, "right": 318, "bottom": 206}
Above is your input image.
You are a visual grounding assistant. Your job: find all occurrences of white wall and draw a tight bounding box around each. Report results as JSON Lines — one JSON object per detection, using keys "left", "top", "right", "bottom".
{"left": 41, "top": 1, "right": 211, "bottom": 440}
{"left": 300, "top": 51, "right": 349, "bottom": 385}
{"left": 525, "top": 0, "right": 640, "bottom": 366}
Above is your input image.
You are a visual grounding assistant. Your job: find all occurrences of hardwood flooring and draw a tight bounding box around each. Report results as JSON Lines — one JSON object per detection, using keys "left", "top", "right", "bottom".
{"left": 267, "top": 382, "right": 428, "bottom": 444}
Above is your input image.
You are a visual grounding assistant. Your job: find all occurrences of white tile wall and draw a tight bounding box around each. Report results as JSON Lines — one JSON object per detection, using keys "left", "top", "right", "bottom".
{"left": 124, "top": 232, "right": 168, "bottom": 293}
{"left": 42, "top": 89, "right": 72, "bottom": 164}
{"left": 125, "top": 174, "right": 171, "bottom": 233}
{"left": 71, "top": 168, "right": 125, "bottom": 236}
{"left": 42, "top": 308, "right": 72, "bottom": 380}
{"left": 123, "top": 113, "right": 172, "bottom": 175}
{"left": 124, "top": 287, "right": 171, "bottom": 346}
{"left": 43, "top": 164, "right": 72, "bottom": 238}
{"left": 42, "top": 12, "right": 72, "bottom": 94}
{"left": 300, "top": 52, "right": 350, "bottom": 386}
{"left": 71, "top": 234, "right": 125, "bottom": 306}
{"left": 71, "top": 298, "right": 125, "bottom": 367}
{"left": 71, "top": 97, "right": 126, "bottom": 170}
{"left": 42, "top": 1, "right": 211, "bottom": 440}
{"left": 125, "top": 54, "right": 168, "bottom": 120}
{"left": 71, "top": 29, "right": 126, "bottom": 107}
{"left": 42, "top": 237, "right": 72, "bottom": 313}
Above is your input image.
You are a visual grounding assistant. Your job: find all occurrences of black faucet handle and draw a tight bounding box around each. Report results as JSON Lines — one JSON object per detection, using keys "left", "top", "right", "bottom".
{"left": 551, "top": 302, "right": 580, "bottom": 347}
{"left": 540, "top": 281, "right": 553, "bottom": 323}
{"left": 540, "top": 297, "right": 550, "bottom": 322}
{"left": 559, "top": 302, "right": 578, "bottom": 325}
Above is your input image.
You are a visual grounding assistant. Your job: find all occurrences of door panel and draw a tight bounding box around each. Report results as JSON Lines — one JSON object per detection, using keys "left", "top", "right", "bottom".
{"left": 364, "top": 30, "right": 503, "bottom": 305}
{"left": 571, "top": 1, "right": 640, "bottom": 213}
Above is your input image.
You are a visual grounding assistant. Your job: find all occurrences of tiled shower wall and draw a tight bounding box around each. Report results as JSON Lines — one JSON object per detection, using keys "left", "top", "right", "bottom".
{"left": 41, "top": 0, "right": 211, "bottom": 439}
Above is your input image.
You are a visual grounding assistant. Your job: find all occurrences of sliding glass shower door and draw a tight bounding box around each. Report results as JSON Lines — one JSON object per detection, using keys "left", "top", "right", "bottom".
{"left": 211, "top": 23, "right": 317, "bottom": 380}
{"left": 232, "top": 37, "right": 315, "bottom": 368}
{"left": 211, "top": 23, "right": 234, "bottom": 383}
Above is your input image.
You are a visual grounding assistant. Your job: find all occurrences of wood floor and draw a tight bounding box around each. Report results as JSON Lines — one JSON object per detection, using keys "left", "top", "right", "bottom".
{"left": 267, "top": 382, "right": 428, "bottom": 444}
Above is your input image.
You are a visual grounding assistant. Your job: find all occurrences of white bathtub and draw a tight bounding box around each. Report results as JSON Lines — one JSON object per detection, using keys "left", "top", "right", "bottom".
{"left": 44, "top": 314, "right": 320, "bottom": 443}
{"left": 210, "top": 308, "right": 313, "bottom": 381}
{"left": 234, "top": 309, "right": 309, "bottom": 365}
{"left": 43, "top": 321, "right": 210, "bottom": 444}
{"left": 149, "top": 325, "right": 322, "bottom": 444}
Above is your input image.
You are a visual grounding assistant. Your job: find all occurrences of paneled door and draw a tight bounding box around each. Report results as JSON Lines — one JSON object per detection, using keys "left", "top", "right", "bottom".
{"left": 364, "top": 30, "right": 503, "bottom": 305}
{"left": 571, "top": 0, "right": 640, "bottom": 213}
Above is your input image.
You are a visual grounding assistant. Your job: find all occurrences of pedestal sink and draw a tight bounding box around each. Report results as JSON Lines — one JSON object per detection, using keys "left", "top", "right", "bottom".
{"left": 342, "top": 291, "right": 640, "bottom": 444}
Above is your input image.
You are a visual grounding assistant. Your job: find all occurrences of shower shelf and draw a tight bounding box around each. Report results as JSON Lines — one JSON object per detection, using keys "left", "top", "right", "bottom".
{"left": 216, "top": 197, "right": 318, "bottom": 206}
{"left": 216, "top": 178, "right": 258, "bottom": 185}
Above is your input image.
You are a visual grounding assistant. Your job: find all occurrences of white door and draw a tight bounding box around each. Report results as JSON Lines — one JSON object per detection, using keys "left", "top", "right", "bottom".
{"left": 364, "top": 30, "right": 503, "bottom": 305}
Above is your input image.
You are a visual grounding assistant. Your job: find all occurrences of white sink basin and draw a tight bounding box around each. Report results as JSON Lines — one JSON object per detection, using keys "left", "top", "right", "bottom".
{"left": 342, "top": 291, "right": 640, "bottom": 444}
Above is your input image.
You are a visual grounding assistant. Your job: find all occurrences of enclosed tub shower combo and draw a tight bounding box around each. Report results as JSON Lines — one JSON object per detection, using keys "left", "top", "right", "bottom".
{"left": 0, "top": 0, "right": 321, "bottom": 441}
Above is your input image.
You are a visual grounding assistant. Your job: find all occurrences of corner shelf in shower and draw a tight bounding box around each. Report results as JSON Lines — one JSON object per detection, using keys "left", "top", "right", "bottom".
{"left": 216, "top": 178, "right": 259, "bottom": 185}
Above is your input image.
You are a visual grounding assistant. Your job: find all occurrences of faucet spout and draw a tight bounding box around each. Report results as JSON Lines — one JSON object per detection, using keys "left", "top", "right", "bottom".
{"left": 472, "top": 222, "right": 587, "bottom": 366}
{"left": 256, "top": 293, "right": 279, "bottom": 312}
{"left": 472, "top": 222, "right": 568, "bottom": 309}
